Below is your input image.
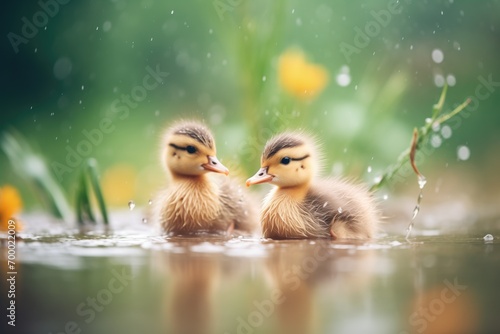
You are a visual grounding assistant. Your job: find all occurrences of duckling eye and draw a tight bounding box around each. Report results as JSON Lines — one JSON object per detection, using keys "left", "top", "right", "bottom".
{"left": 280, "top": 157, "right": 291, "bottom": 165}
{"left": 186, "top": 145, "right": 197, "bottom": 154}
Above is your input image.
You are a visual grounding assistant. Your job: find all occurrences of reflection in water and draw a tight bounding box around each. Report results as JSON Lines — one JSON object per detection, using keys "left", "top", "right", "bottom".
{"left": 264, "top": 241, "right": 376, "bottom": 334}
{"left": 153, "top": 238, "right": 222, "bottom": 334}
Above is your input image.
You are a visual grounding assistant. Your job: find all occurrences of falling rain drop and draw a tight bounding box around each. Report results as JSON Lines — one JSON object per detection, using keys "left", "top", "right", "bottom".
{"left": 446, "top": 74, "right": 456, "bottom": 86}
{"left": 383, "top": 194, "right": 389, "bottom": 200}
{"left": 323, "top": 202, "right": 328, "bottom": 208}
{"left": 148, "top": 199, "right": 153, "bottom": 205}
{"left": 483, "top": 234, "right": 494, "bottom": 241}
{"left": 128, "top": 201, "right": 135, "bottom": 210}
{"left": 262, "top": 76, "right": 266, "bottom": 82}
{"left": 457, "top": 146, "right": 470, "bottom": 161}
{"left": 142, "top": 218, "right": 148, "bottom": 224}
{"left": 431, "top": 134, "right": 442, "bottom": 148}
{"left": 337, "top": 207, "right": 343, "bottom": 213}
{"left": 434, "top": 74, "right": 445, "bottom": 87}
{"left": 367, "top": 166, "right": 372, "bottom": 173}
{"left": 431, "top": 49, "right": 444, "bottom": 63}
{"left": 418, "top": 176, "right": 427, "bottom": 189}
{"left": 441, "top": 125, "right": 452, "bottom": 139}
{"left": 171, "top": 10, "right": 174, "bottom": 14}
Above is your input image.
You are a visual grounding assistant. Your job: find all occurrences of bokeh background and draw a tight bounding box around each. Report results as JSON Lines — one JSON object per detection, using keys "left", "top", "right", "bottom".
{"left": 1, "top": 0, "right": 500, "bottom": 216}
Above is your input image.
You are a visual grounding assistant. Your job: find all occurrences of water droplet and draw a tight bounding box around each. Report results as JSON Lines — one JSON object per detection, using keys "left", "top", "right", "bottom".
{"left": 103, "top": 21, "right": 112, "bottom": 32}
{"left": 431, "top": 134, "right": 442, "bottom": 148}
{"left": 208, "top": 29, "right": 213, "bottom": 34}
{"left": 150, "top": 37, "right": 153, "bottom": 41}
{"left": 425, "top": 118, "right": 432, "bottom": 124}
{"left": 418, "top": 176, "right": 427, "bottom": 189}
{"left": 434, "top": 74, "right": 445, "bottom": 87}
{"left": 432, "top": 122, "right": 441, "bottom": 132}
{"left": 410, "top": 45, "right": 414, "bottom": 50}
{"left": 441, "top": 125, "right": 452, "bottom": 139}
{"left": 142, "top": 218, "right": 148, "bottom": 224}
{"left": 446, "top": 74, "right": 456, "bottom": 86}
{"left": 96, "top": 26, "right": 99, "bottom": 31}
{"left": 291, "top": 9, "right": 295, "bottom": 14}
{"left": 453, "top": 41, "right": 461, "bottom": 51}
{"left": 383, "top": 194, "right": 389, "bottom": 200}
{"left": 367, "top": 166, "right": 372, "bottom": 173}
{"left": 441, "top": 10, "right": 444, "bottom": 15}
{"left": 50, "top": 112, "right": 54, "bottom": 116}
{"left": 295, "top": 17, "right": 302, "bottom": 26}
{"left": 34, "top": 48, "right": 38, "bottom": 53}
{"left": 79, "top": 100, "right": 82, "bottom": 104}
{"left": 148, "top": 199, "right": 152, "bottom": 205}
{"left": 337, "top": 207, "right": 343, "bottom": 213}
{"left": 81, "top": 85, "right": 85, "bottom": 90}
{"left": 457, "top": 145, "right": 470, "bottom": 161}
{"left": 411, "top": 205, "right": 420, "bottom": 220}
{"left": 171, "top": 10, "right": 174, "bottom": 14}
{"left": 323, "top": 202, "right": 328, "bottom": 208}
{"left": 483, "top": 234, "right": 494, "bottom": 241}
{"left": 432, "top": 49, "right": 444, "bottom": 63}
{"left": 262, "top": 76, "right": 266, "bottom": 82}
{"left": 336, "top": 73, "right": 351, "bottom": 87}
{"left": 128, "top": 201, "right": 135, "bottom": 210}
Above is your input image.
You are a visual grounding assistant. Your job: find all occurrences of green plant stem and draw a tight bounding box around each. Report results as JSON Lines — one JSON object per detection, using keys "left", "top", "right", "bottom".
{"left": 370, "top": 86, "right": 471, "bottom": 192}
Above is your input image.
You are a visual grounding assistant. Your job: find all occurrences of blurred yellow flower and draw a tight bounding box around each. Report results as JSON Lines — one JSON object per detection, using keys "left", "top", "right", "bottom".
{"left": 0, "top": 185, "right": 23, "bottom": 231}
{"left": 278, "top": 49, "right": 329, "bottom": 100}
{"left": 102, "top": 164, "right": 137, "bottom": 207}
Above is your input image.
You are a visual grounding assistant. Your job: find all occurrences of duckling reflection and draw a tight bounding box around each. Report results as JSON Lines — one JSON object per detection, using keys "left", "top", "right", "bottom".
{"left": 155, "top": 121, "right": 258, "bottom": 236}
{"left": 247, "top": 132, "right": 379, "bottom": 240}
{"left": 263, "top": 241, "right": 376, "bottom": 334}
{"left": 154, "top": 238, "right": 222, "bottom": 334}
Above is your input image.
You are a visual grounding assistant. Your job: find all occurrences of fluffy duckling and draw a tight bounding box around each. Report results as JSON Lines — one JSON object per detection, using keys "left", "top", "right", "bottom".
{"left": 157, "top": 121, "right": 257, "bottom": 236}
{"left": 246, "top": 132, "right": 378, "bottom": 240}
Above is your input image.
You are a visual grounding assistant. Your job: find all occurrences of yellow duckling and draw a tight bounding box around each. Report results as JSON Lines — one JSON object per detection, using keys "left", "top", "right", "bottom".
{"left": 246, "top": 132, "right": 379, "bottom": 240}
{"left": 158, "top": 121, "right": 257, "bottom": 236}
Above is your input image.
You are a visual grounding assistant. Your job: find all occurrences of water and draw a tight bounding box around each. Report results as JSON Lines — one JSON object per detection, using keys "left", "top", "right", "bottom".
{"left": 406, "top": 176, "right": 427, "bottom": 240}
{"left": 3, "top": 209, "right": 500, "bottom": 334}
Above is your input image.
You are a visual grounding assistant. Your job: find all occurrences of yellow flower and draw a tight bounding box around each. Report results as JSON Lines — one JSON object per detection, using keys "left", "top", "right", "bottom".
{"left": 0, "top": 185, "right": 23, "bottom": 231}
{"left": 278, "top": 49, "right": 329, "bottom": 100}
{"left": 102, "top": 164, "right": 137, "bottom": 207}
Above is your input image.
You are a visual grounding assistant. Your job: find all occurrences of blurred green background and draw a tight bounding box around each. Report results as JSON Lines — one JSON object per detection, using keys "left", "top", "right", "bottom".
{"left": 1, "top": 0, "right": 499, "bottom": 211}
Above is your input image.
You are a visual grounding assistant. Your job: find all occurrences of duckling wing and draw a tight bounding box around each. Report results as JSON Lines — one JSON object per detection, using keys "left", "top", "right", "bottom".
{"left": 307, "top": 178, "right": 378, "bottom": 239}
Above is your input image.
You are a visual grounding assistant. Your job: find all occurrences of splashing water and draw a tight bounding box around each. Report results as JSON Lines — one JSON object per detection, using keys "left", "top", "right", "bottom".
{"left": 406, "top": 176, "right": 427, "bottom": 240}
{"left": 483, "top": 234, "right": 494, "bottom": 241}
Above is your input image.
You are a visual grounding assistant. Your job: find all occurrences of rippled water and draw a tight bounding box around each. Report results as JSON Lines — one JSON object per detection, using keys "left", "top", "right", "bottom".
{"left": 2, "top": 208, "right": 500, "bottom": 334}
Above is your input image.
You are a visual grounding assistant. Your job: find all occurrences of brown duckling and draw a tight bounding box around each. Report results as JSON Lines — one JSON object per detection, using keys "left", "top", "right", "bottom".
{"left": 246, "top": 132, "right": 378, "bottom": 239}
{"left": 157, "top": 121, "right": 257, "bottom": 236}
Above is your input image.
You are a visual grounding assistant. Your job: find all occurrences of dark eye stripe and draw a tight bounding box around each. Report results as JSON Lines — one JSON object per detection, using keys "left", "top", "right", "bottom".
{"left": 169, "top": 143, "right": 197, "bottom": 153}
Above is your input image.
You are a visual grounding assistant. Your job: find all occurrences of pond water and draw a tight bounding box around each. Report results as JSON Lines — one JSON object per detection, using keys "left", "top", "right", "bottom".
{"left": 4, "top": 209, "right": 500, "bottom": 334}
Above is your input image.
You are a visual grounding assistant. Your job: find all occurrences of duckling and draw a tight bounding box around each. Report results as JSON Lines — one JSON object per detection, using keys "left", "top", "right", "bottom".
{"left": 246, "top": 132, "right": 378, "bottom": 240}
{"left": 157, "top": 121, "right": 257, "bottom": 236}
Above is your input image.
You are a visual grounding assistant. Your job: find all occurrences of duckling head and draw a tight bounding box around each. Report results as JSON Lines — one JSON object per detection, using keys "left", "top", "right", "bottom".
{"left": 162, "top": 121, "right": 229, "bottom": 177}
{"left": 246, "top": 132, "right": 320, "bottom": 188}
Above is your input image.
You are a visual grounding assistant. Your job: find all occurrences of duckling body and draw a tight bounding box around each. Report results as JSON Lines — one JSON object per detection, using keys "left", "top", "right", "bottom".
{"left": 158, "top": 121, "right": 256, "bottom": 236}
{"left": 247, "top": 132, "right": 378, "bottom": 240}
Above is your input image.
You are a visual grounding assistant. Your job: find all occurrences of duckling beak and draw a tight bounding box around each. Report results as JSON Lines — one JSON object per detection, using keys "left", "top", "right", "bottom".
{"left": 202, "top": 156, "right": 229, "bottom": 175}
{"left": 246, "top": 167, "right": 273, "bottom": 187}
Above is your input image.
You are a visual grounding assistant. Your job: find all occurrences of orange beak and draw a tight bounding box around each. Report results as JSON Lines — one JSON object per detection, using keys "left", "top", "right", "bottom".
{"left": 202, "top": 156, "right": 229, "bottom": 175}
{"left": 246, "top": 167, "right": 274, "bottom": 187}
